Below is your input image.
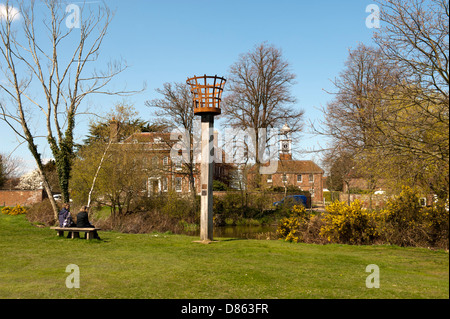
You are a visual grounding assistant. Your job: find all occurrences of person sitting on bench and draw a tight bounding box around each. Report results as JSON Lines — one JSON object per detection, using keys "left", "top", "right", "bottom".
{"left": 58, "top": 203, "right": 75, "bottom": 238}
{"left": 76, "top": 206, "right": 101, "bottom": 240}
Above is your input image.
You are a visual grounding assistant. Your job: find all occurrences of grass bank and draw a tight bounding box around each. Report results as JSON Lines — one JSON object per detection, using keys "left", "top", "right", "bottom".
{"left": 0, "top": 214, "right": 448, "bottom": 299}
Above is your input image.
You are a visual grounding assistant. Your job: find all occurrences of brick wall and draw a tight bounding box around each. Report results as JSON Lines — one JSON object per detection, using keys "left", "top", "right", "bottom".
{"left": 0, "top": 189, "right": 45, "bottom": 207}
{"left": 339, "top": 193, "right": 387, "bottom": 209}
{"left": 260, "top": 173, "right": 324, "bottom": 202}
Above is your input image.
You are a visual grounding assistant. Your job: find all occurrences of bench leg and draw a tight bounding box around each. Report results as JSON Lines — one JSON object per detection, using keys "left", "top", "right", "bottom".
{"left": 72, "top": 232, "right": 80, "bottom": 239}
{"left": 86, "top": 231, "right": 92, "bottom": 240}
{"left": 57, "top": 230, "right": 64, "bottom": 237}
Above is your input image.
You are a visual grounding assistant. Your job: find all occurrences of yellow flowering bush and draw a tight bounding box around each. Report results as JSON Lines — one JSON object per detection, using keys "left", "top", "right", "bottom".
{"left": 320, "top": 200, "right": 379, "bottom": 245}
{"left": 277, "top": 205, "right": 309, "bottom": 243}
{"left": 379, "top": 186, "right": 448, "bottom": 248}
{"left": 275, "top": 185, "right": 448, "bottom": 249}
{"left": 1, "top": 206, "right": 11, "bottom": 215}
{"left": 1, "top": 205, "right": 27, "bottom": 215}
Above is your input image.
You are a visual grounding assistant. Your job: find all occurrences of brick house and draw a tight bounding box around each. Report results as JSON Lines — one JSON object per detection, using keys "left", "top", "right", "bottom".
{"left": 261, "top": 159, "right": 324, "bottom": 202}
{"left": 248, "top": 124, "right": 325, "bottom": 203}
{"left": 119, "top": 128, "right": 232, "bottom": 196}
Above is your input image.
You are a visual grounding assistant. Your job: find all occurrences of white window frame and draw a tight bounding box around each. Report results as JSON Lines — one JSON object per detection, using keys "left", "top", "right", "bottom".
{"left": 175, "top": 177, "right": 182, "bottom": 192}
{"left": 175, "top": 156, "right": 182, "bottom": 171}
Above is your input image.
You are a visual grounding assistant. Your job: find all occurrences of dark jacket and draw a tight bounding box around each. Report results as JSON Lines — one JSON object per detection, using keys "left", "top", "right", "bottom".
{"left": 76, "top": 211, "right": 93, "bottom": 228}
{"left": 58, "top": 208, "right": 70, "bottom": 227}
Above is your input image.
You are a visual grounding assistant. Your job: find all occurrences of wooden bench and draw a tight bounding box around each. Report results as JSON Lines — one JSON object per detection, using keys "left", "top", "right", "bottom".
{"left": 50, "top": 227, "right": 101, "bottom": 240}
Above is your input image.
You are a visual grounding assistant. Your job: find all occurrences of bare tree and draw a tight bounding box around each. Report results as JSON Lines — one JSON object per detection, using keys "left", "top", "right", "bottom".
{"left": 374, "top": 0, "right": 448, "bottom": 99}
{"left": 322, "top": 148, "right": 355, "bottom": 204}
{"left": 145, "top": 82, "right": 198, "bottom": 202}
{"left": 317, "top": 0, "right": 449, "bottom": 201}
{"left": 0, "top": 1, "right": 139, "bottom": 219}
{"left": 318, "top": 44, "right": 397, "bottom": 152}
{"left": 0, "top": 152, "right": 23, "bottom": 188}
{"left": 373, "top": 0, "right": 449, "bottom": 200}
{"left": 373, "top": 0, "right": 449, "bottom": 166}
{"left": 222, "top": 42, "right": 304, "bottom": 187}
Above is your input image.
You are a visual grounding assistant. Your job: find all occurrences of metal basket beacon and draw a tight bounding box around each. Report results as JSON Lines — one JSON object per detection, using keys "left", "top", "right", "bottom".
{"left": 186, "top": 75, "right": 226, "bottom": 242}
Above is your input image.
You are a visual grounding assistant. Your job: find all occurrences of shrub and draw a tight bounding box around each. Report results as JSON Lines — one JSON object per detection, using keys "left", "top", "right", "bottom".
{"left": 2, "top": 205, "right": 27, "bottom": 215}
{"left": 320, "top": 200, "right": 379, "bottom": 245}
{"left": 277, "top": 205, "right": 310, "bottom": 243}
{"left": 275, "top": 185, "right": 448, "bottom": 249}
{"left": 379, "top": 186, "right": 448, "bottom": 248}
{"left": 26, "top": 199, "right": 56, "bottom": 226}
{"left": 133, "top": 192, "right": 199, "bottom": 221}
{"left": 422, "top": 201, "right": 449, "bottom": 249}
{"left": 213, "top": 193, "right": 244, "bottom": 226}
{"left": 95, "top": 192, "right": 200, "bottom": 234}
{"left": 95, "top": 210, "right": 185, "bottom": 234}
{"left": 212, "top": 180, "right": 228, "bottom": 191}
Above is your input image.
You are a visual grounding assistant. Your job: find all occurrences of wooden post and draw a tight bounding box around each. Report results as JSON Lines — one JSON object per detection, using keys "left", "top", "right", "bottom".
{"left": 200, "top": 114, "right": 214, "bottom": 242}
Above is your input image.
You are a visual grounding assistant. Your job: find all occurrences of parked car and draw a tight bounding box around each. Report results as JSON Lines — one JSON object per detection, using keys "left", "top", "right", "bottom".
{"left": 52, "top": 194, "right": 72, "bottom": 202}
{"left": 273, "top": 195, "right": 308, "bottom": 208}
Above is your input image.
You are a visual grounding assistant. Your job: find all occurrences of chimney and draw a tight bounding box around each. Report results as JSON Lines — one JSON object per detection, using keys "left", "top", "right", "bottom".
{"left": 110, "top": 117, "right": 120, "bottom": 143}
{"left": 279, "top": 153, "right": 292, "bottom": 161}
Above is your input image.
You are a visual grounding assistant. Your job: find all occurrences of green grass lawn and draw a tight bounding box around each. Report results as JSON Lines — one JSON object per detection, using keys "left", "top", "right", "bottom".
{"left": 0, "top": 214, "right": 448, "bottom": 299}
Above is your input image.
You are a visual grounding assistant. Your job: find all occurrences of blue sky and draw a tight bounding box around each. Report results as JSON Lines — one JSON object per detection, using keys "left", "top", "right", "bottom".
{"left": 0, "top": 0, "right": 378, "bottom": 173}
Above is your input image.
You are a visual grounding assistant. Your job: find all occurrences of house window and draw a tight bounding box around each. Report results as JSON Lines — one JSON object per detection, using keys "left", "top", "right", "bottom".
{"left": 267, "top": 175, "right": 272, "bottom": 183}
{"left": 162, "top": 177, "right": 168, "bottom": 192}
{"left": 163, "top": 156, "right": 169, "bottom": 166}
{"left": 419, "top": 197, "right": 427, "bottom": 207}
{"left": 175, "top": 156, "right": 182, "bottom": 170}
{"left": 282, "top": 174, "right": 287, "bottom": 182}
{"left": 297, "top": 174, "right": 302, "bottom": 183}
{"left": 309, "top": 174, "right": 314, "bottom": 183}
{"left": 175, "top": 177, "right": 182, "bottom": 192}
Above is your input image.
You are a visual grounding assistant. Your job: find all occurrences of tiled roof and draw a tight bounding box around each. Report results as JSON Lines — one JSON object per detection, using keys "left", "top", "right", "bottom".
{"left": 122, "top": 132, "right": 173, "bottom": 144}
{"left": 249, "top": 159, "right": 324, "bottom": 174}
{"left": 277, "top": 160, "right": 324, "bottom": 174}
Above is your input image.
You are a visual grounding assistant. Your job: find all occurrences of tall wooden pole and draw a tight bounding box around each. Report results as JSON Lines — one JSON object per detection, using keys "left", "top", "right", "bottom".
{"left": 200, "top": 114, "right": 214, "bottom": 241}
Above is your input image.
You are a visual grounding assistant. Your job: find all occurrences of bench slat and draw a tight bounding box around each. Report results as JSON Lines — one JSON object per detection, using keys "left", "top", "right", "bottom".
{"left": 51, "top": 227, "right": 101, "bottom": 231}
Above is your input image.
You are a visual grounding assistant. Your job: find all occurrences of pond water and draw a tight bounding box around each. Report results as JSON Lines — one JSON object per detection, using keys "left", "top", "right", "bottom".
{"left": 183, "top": 224, "right": 278, "bottom": 240}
